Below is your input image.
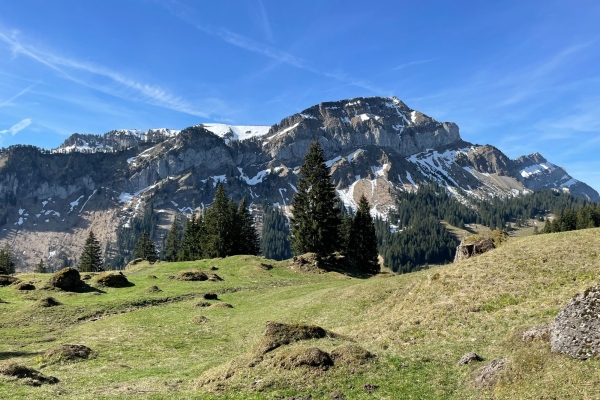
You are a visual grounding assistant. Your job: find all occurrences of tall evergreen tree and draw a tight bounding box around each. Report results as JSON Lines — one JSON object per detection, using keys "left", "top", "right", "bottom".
{"left": 0, "top": 242, "right": 15, "bottom": 274}
{"left": 347, "top": 195, "right": 380, "bottom": 274}
{"left": 235, "top": 198, "right": 260, "bottom": 255}
{"left": 164, "top": 217, "right": 182, "bottom": 262}
{"left": 80, "top": 230, "right": 104, "bottom": 272}
{"left": 203, "top": 184, "right": 234, "bottom": 258}
{"left": 34, "top": 259, "right": 46, "bottom": 273}
{"left": 289, "top": 141, "right": 341, "bottom": 258}
{"left": 261, "top": 204, "right": 292, "bottom": 260}
{"left": 179, "top": 214, "right": 203, "bottom": 261}
{"left": 134, "top": 231, "right": 158, "bottom": 262}
{"left": 339, "top": 205, "right": 353, "bottom": 258}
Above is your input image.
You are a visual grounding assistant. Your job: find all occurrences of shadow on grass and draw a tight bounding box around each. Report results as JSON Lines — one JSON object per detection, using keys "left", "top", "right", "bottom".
{"left": 0, "top": 351, "right": 44, "bottom": 361}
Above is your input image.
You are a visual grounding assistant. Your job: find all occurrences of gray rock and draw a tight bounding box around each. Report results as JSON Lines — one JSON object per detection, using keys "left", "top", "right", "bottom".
{"left": 551, "top": 285, "right": 600, "bottom": 359}
{"left": 458, "top": 352, "right": 483, "bottom": 365}
{"left": 475, "top": 358, "right": 506, "bottom": 387}
{"left": 522, "top": 323, "right": 550, "bottom": 342}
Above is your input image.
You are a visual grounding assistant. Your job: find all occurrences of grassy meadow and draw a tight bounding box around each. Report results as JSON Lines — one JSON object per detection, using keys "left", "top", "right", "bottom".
{"left": 1, "top": 229, "right": 600, "bottom": 399}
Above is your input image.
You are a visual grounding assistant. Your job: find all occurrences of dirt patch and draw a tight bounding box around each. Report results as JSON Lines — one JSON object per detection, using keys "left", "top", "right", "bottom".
{"left": 273, "top": 347, "right": 333, "bottom": 370}
{"left": 44, "top": 344, "right": 93, "bottom": 361}
{"left": 256, "top": 322, "right": 329, "bottom": 354}
{"left": 47, "top": 267, "right": 83, "bottom": 291}
{"left": 32, "top": 297, "right": 62, "bottom": 308}
{"left": 193, "top": 315, "right": 210, "bottom": 324}
{"left": 330, "top": 344, "right": 374, "bottom": 364}
{"left": 0, "top": 275, "right": 20, "bottom": 286}
{"left": 14, "top": 282, "right": 35, "bottom": 290}
{"left": 0, "top": 362, "right": 59, "bottom": 386}
{"left": 209, "top": 302, "right": 233, "bottom": 309}
{"left": 145, "top": 285, "right": 162, "bottom": 293}
{"left": 95, "top": 272, "right": 132, "bottom": 288}
{"left": 176, "top": 270, "right": 208, "bottom": 281}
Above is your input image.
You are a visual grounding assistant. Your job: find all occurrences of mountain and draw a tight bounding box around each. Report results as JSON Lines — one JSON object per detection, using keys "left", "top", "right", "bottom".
{"left": 0, "top": 96, "right": 597, "bottom": 270}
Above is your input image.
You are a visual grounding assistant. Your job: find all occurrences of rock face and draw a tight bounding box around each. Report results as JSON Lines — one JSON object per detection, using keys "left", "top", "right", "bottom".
{"left": 551, "top": 285, "right": 600, "bottom": 359}
{"left": 454, "top": 238, "right": 495, "bottom": 262}
{"left": 0, "top": 96, "right": 597, "bottom": 271}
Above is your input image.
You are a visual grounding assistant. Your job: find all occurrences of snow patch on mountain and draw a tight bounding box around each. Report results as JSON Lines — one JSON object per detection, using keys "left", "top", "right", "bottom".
{"left": 203, "top": 124, "right": 270, "bottom": 142}
{"left": 520, "top": 163, "right": 556, "bottom": 178}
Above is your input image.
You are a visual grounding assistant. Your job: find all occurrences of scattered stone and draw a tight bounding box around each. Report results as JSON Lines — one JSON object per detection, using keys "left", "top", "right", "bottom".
{"left": 329, "top": 391, "right": 346, "bottom": 399}
{"left": 193, "top": 315, "right": 210, "bottom": 324}
{"left": 522, "top": 323, "right": 551, "bottom": 342}
{"left": 203, "top": 293, "right": 218, "bottom": 300}
{"left": 176, "top": 270, "right": 208, "bottom": 281}
{"left": 0, "top": 362, "right": 59, "bottom": 386}
{"left": 44, "top": 344, "right": 93, "bottom": 361}
{"left": 458, "top": 352, "right": 483, "bottom": 365}
{"left": 147, "top": 275, "right": 158, "bottom": 279}
{"left": 330, "top": 344, "right": 374, "bottom": 364}
{"left": 209, "top": 302, "right": 233, "bottom": 309}
{"left": 32, "top": 297, "right": 62, "bottom": 308}
{"left": 145, "top": 285, "right": 162, "bottom": 293}
{"left": 551, "top": 285, "right": 600, "bottom": 359}
{"left": 475, "top": 358, "right": 506, "bottom": 387}
{"left": 454, "top": 237, "right": 495, "bottom": 262}
{"left": 95, "top": 272, "right": 132, "bottom": 288}
{"left": 362, "top": 384, "right": 378, "bottom": 393}
{"left": 14, "top": 282, "right": 35, "bottom": 290}
{"left": 47, "top": 267, "right": 82, "bottom": 291}
{"left": 256, "top": 322, "right": 329, "bottom": 354}
{"left": 274, "top": 347, "right": 333, "bottom": 370}
{"left": 196, "top": 301, "right": 212, "bottom": 307}
{"left": 0, "top": 275, "right": 20, "bottom": 286}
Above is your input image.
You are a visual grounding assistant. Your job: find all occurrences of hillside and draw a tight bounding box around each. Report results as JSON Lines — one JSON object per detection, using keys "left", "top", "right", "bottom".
{"left": 1, "top": 96, "right": 598, "bottom": 271}
{"left": 1, "top": 229, "right": 600, "bottom": 399}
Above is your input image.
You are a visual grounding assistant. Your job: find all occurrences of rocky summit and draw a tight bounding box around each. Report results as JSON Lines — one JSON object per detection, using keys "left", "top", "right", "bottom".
{"left": 0, "top": 96, "right": 598, "bottom": 270}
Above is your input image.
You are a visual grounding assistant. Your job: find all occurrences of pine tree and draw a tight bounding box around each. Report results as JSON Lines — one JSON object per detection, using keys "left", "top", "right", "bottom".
{"left": 339, "top": 206, "right": 353, "bottom": 257}
{"left": 0, "top": 242, "right": 15, "bottom": 274}
{"left": 203, "top": 184, "right": 234, "bottom": 258}
{"left": 134, "top": 231, "right": 158, "bottom": 262}
{"left": 289, "top": 141, "right": 341, "bottom": 258}
{"left": 164, "top": 217, "right": 182, "bottom": 262}
{"left": 34, "top": 259, "right": 46, "bottom": 273}
{"left": 260, "top": 204, "right": 292, "bottom": 260}
{"left": 235, "top": 198, "right": 260, "bottom": 255}
{"left": 347, "top": 195, "right": 380, "bottom": 274}
{"left": 179, "top": 214, "right": 203, "bottom": 261}
{"left": 80, "top": 230, "right": 104, "bottom": 272}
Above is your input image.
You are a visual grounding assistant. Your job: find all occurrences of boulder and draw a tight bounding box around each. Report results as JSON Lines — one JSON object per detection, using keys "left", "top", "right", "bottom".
{"left": 458, "top": 352, "right": 483, "bottom": 365}
{"left": 522, "top": 323, "right": 550, "bottom": 342}
{"left": 203, "top": 293, "right": 218, "bottom": 300}
{"left": 454, "top": 237, "right": 495, "bottom": 262}
{"left": 14, "top": 282, "right": 35, "bottom": 290}
{"left": 475, "top": 358, "right": 506, "bottom": 387}
{"left": 47, "top": 267, "right": 82, "bottom": 291}
{"left": 551, "top": 285, "right": 600, "bottom": 359}
{"left": 0, "top": 275, "right": 20, "bottom": 286}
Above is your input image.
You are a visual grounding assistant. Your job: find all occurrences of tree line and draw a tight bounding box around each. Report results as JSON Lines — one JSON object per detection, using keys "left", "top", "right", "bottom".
{"left": 542, "top": 203, "right": 600, "bottom": 233}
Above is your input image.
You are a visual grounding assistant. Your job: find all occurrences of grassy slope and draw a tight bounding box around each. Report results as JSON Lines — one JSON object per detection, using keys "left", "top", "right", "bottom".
{"left": 1, "top": 230, "right": 600, "bottom": 399}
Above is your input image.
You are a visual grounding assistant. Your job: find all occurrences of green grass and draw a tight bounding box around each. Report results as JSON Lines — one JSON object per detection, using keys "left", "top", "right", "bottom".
{"left": 2, "top": 230, "right": 600, "bottom": 399}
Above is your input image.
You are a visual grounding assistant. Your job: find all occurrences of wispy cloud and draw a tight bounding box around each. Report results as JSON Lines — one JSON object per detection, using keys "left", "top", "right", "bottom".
{"left": 393, "top": 59, "right": 434, "bottom": 70}
{"left": 0, "top": 82, "right": 37, "bottom": 107}
{"left": 0, "top": 118, "right": 32, "bottom": 136}
{"left": 0, "top": 29, "right": 210, "bottom": 118}
{"left": 157, "top": 0, "right": 388, "bottom": 94}
{"left": 257, "top": 0, "right": 274, "bottom": 43}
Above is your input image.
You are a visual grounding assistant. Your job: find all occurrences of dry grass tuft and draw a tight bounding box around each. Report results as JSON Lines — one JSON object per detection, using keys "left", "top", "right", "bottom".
{"left": 95, "top": 272, "right": 132, "bottom": 288}
{"left": 176, "top": 270, "right": 208, "bottom": 281}
{"left": 44, "top": 344, "right": 93, "bottom": 362}
{"left": 255, "top": 322, "right": 329, "bottom": 354}
{"left": 0, "top": 362, "right": 59, "bottom": 386}
{"left": 31, "top": 296, "right": 61, "bottom": 308}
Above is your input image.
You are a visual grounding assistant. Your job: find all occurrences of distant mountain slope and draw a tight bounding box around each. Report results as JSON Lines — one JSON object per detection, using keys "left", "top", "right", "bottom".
{"left": 0, "top": 96, "right": 597, "bottom": 270}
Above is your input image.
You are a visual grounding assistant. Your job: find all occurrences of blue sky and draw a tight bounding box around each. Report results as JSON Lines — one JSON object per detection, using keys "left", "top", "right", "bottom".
{"left": 1, "top": 0, "right": 600, "bottom": 191}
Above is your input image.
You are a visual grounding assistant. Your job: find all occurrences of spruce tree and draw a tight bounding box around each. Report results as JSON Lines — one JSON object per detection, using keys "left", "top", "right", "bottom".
{"left": 179, "top": 214, "right": 203, "bottom": 261}
{"left": 235, "top": 198, "right": 260, "bottom": 255}
{"left": 347, "top": 195, "right": 380, "bottom": 274}
{"left": 289, "top": 140, "right": 341, "bottom": 258}
{"left": 164, "top": 217, "right": 182, "bottom": 262}
{"left": 34, "top": 259, "right": 46, "bottom": 273}
{"left": 80, "top": 230, "right": 104, "bottom": 272}
{"left": 260, "top": 204, "right": 292, "bottom": 260}
{"left": 203, "top": 184, "right": 233, "bottom": 258}
{"left": 134, "top": 230, "right": 158, "bottom": 262}
{"left": 0, "top": 242, "right": 15, "bottom": 274}
{"left": 339, "top": 206, "right": 353, "bottom": 257}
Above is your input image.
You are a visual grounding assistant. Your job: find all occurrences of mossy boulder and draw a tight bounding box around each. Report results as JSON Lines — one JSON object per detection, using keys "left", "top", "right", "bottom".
{"left": 256, "top": 322, "right": 329, "bottom": 354}
{"left": 44, "top": 344, "right": 93, "bottom": 362}
{"left": 47, "top": 267, "right": 82, "bottom": 291}
{"left": 0, "top": 275, "right": 20, "bottom": 286}
{"left": 176, "top": 270, "right": 208, "bottom": 281}
{"left": 32, "top": 297, "right": 62, "bottom": 308}
{"left": 0, "top": 362, "right": 59, "bottom": 386}
{"left": 14, "top": 282, "right": 35, "bottom": 290}
{"left": 95, "top": 272, "right": 132, "bottom": 288}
